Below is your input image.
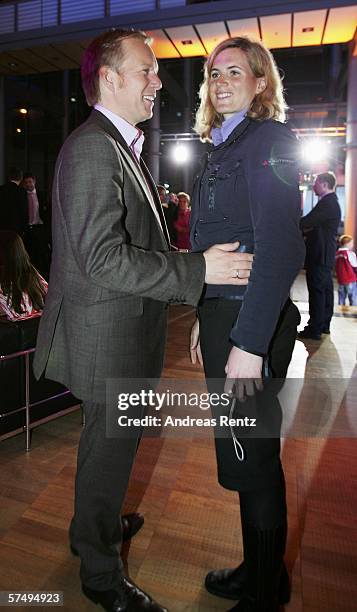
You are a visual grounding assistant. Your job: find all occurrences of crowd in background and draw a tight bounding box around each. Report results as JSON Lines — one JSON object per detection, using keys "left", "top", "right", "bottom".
{"left": 0, "top": 167, "right": 356, "bottom": 324}
{"left": 156, "top": 184, "right": 192, "bottom": 251}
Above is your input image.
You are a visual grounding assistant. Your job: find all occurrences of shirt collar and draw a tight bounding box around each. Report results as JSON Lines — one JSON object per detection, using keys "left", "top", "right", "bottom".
{"left": 211, "top": 109, "right": 248, "bottom": 146}
{"left": 94, "top": 104, "right": 145, "bottom": 160}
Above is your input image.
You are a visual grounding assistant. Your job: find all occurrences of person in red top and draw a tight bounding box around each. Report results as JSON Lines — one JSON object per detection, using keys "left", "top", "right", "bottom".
{"left": 335, "top": 234, "right": 357, "bottom": 306}
{"left": 173, "top": 192, "right": 191, "bottom": 251}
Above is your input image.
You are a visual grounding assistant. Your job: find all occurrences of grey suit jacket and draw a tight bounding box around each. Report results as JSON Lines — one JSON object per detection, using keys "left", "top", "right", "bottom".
{"left": 33, "top": 110, "right": 205, "bottom": 402}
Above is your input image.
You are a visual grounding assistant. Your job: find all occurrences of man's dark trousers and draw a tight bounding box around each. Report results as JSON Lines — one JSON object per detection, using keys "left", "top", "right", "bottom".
{"left": 306, "top": 265, "right": 334, "bottom": 335}
{"left": 69, "top": 402, "right": 141, "bottom": 591}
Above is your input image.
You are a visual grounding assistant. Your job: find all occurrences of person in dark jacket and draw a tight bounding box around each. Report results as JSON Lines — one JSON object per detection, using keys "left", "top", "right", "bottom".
{"left": 299, "top": 172, "right": 341, "bottom": 340}
{"left": 0, "top": 167, "right": 28, "bottom": 236}
{"left": 189, "top": 36, "right": 305, "bottom": 612}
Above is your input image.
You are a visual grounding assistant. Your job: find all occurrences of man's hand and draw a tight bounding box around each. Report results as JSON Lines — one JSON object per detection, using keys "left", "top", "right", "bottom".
{"left": 203, "top": 242, "right": 253, "bottom": 285}
{"left": 190, "top": 318, "right": 203, "bottom": 366}
{"left": 224, "top": 346, "right": 263, "bottom": 402}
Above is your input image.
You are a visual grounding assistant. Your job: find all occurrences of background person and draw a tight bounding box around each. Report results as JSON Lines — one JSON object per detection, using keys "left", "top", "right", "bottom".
{"left": 168, "top": 191, "right": 178, "bottom": 207}
{"left": 173, "top": 191, "right": 191, "bottom": 251}
{"left": 190, "top": 35, "right": 305, "bottom": 612}
{"left": 33, "top": 28, "right": 253, "bottom": 612}
{"left": 335, "top": 234, "right": 357, "bottom": 306}
{"left": 0, "top": 230, "right": 47, "bottom": 321}
{"left": 299, "top": 171, "right": 341, "bottom": 340}
{"left": 0, "top": 167, "right": 28, "bottom": 236}
{"left": 22, "top": 172, "right": 51, "bottom": 279}
{"left": 157, "top": 183, "right": 178, "bottom": 245}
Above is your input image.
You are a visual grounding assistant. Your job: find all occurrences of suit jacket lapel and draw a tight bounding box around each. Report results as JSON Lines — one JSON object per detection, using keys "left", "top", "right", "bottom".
{"left": 89, "top": 111, "right": 167, "bottom": 242}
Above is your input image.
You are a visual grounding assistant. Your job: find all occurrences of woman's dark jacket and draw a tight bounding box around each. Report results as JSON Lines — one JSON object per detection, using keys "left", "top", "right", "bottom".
{"left": 190, "top": 118, "right": 305, "bottom": 356}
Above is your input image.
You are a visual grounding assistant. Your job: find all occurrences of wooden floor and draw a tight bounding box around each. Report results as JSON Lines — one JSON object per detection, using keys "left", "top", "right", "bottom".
{"left": 0, "top": 273, "right": 356, "bottom": 611}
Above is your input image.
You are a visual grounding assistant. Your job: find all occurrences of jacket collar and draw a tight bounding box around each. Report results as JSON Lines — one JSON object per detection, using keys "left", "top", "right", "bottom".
{"left": 89, "top": 109, "right": 139, "bottom": 165}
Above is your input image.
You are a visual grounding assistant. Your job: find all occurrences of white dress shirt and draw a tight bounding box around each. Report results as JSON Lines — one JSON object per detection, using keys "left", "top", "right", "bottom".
{"left": 27, "top": 189, "right": 43, "bottom": 226}
{"left": 94, "top": 104, "right": 144, "bottom": 160}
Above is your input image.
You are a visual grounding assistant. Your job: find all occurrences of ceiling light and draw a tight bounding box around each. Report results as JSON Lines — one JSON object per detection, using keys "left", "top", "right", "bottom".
{"left": 16, "top": 128, "right": 22, "bottom": 133}
{"left": 301, "top": 139, "right": 330, "bottom": 163}
{"left": 19, "top": 108, "right": 28, "bottom": 114}
{"left": 172, "top": 144, "right": 190, "bottom": 164}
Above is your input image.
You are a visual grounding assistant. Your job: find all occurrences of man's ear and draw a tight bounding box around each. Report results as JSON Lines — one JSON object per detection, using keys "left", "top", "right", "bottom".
{"left": 99, "top": 66, "right": 120, "bottom": 92}
{"left": 256, "top": 78, "right": 267, "bottom": 94}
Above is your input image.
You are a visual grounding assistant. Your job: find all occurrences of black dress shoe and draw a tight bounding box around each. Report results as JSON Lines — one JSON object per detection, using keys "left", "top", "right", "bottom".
{"left": 82, "top": 585, "right": 127, "bottom": 611}
{"left": 71, "top": 513, "right": 144, "bottom": 556}
{"left": 298, "top": 328, "right": 321, "bottom": 340}
{"left": 82, "top": 577, "right": 168, "bottom": 611}
{"left": 205, "top": 561, "right": 290, "bottom": 604}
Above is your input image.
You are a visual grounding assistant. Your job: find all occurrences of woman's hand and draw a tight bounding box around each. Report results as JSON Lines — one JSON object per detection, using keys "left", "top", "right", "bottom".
{"left": 224, "top": 346, "right": 263, "bottom": 401}
{"left": 190, "top": 318, "right": 203, "bottom": 366}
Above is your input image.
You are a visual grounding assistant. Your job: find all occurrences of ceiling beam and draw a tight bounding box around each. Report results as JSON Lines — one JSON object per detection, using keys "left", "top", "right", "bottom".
{"left": 0, "top": 0, "right": 355, "bottom": 53}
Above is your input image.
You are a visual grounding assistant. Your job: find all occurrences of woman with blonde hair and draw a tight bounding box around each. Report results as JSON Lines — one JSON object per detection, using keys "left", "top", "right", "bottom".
{"left": 190, "top": 36, "right": 305, "bottom": 611}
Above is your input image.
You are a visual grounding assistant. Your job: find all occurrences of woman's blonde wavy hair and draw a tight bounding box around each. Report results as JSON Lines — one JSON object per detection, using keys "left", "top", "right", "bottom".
{"left": 194, "top": 36, "right": 287, "bottom": 142}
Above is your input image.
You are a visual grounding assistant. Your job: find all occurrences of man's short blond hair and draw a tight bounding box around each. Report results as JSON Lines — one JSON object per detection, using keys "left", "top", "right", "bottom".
{"left": 81, "top": 28, "right": 149, "bottom": 106}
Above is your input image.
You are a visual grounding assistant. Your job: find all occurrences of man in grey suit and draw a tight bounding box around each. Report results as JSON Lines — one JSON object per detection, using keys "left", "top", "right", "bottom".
{"left": 33, "top": 29, "right": 253, "bottom": 612}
